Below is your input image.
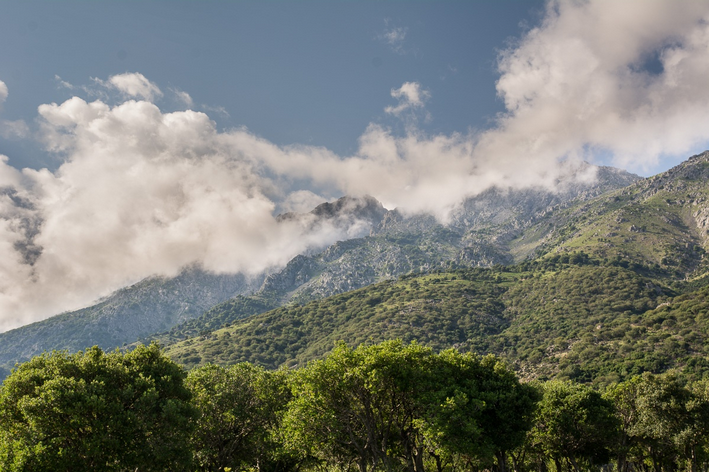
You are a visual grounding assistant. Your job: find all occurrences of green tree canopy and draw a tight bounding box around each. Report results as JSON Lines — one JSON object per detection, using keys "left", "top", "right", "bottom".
{"left": 283, "top": 340, "right": 536, "bottom": 472}
{"left": 607, "top": 373, "right": 709, "bottom": 472}
{"left": 186, "top": 363, "right": 293, "bottom": 472}
{"left": 0, "top": 343, "right": 195, "bottom": 472}
{"left": 527, "top": 380, "right": 618, "bottom": 472}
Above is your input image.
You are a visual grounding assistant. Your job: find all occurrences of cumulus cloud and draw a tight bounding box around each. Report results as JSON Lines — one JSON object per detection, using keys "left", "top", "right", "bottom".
{"left": 0, "top": 91, "right": 585, "bottom": 330}
{"left": 0, "top": 98, "right": 377, "bottom": 330}
{"left": 384, "top": 82, "right": 430, "bottom": 116}
{"left": 96, "top": 72, "right": 163, "bottom": 101}
{"left": 491, "top": 0, "right": 709, "bottom": 173}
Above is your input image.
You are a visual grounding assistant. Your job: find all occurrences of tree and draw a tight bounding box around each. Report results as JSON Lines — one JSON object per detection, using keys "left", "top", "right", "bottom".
{"left": 607, "top": 374, "right": 709, "bottom": 472}
{"left": 527, "top": 380, "right": 618, "bottom": 472}
{"left": 283, "top": 340, "right": 432, "bottom": 472}
{"left": 186, "top": 363, "right": 293, "bottom": 472}
{"left": 283, "top": 340, "right": 537, "bottom": 472}
{"left": 418, "top": 351, "right": 539, "bottom": 472}
{"left": 0, "top": 344, "right": 195, "bottom": 472}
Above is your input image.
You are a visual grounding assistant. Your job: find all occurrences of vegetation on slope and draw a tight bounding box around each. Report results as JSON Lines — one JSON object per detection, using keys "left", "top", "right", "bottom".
{"left": 163, "top": 253, "right": 709, "bottom": 385}
{"left": 529, "top": 152, "right": 709, "bottom": 281}
{"left": 165, "top": 267, "right": 514, "bottom": 370}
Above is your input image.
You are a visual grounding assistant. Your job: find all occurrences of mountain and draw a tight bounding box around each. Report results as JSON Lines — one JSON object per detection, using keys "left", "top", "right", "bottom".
{"left": 0, "top": 268, "right": 260, "bottom": 372}
{"left": 162, "top": 152, "right": 709, "bottom": 384}
{"left": 148, "top": 164, "right": 639, "bottom": 345}
{"left": 526, "top": 151, "right": 709, "bottom": 280}
{"left": 163, "top": 255, "right": 709, "bottom": 386}
{"left": 0, "top": 162, "right": 639, "bottom": 376}
{"left": 164, "top": 256, "right": 707, "bottom": 385}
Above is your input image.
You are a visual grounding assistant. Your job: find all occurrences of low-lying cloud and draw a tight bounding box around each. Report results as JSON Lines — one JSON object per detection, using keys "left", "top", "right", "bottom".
{"left": 2, "top": 0, "right": 709, "bottom": 330}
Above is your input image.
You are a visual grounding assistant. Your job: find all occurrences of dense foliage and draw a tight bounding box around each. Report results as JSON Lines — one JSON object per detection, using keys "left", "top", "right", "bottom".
{"left": 166, "top": 268, "right": 512, "bottom": 370}
{"left": 164, "top": 255, "right": 709, "bottom": 386}
{"left": 5, "top": 342, "right": 709, "bottom": 471}
{"left": 0, "top": 344, "right": 195, "bottom": 471}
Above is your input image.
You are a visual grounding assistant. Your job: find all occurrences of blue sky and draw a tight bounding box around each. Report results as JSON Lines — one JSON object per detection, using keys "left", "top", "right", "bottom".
{"left": 4, "top": 0, "right": 709, "bottom": 330}
{"left": 0, "top": 1, "right": 545, "bottom": 170}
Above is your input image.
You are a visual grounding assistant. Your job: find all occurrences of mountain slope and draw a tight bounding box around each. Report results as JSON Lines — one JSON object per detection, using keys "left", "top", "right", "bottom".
{"left": 527, "top": 151, "right": 709, "bottom": 279}
{"left": 0, "top": 195, "right": 389, "bottom": 372}
{"left": 162, "top": 154, "right": 709, "bottom": 383}
{"left": 0, "top": 163, "right": 639, "bottom": 376}
{"left": 151, "top": 164, "right": 640, "bottom": 344}
{"left": 164, "top": 256, "right": 708, "bottom": 385}
{"left": 0, "top": 268, "right": 260, "bottom": 370}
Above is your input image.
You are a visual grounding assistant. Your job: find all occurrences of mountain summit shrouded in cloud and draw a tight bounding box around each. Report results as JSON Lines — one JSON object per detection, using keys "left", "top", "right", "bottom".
{"left": 2, "top": 0, "right": 709, "bottom": 331}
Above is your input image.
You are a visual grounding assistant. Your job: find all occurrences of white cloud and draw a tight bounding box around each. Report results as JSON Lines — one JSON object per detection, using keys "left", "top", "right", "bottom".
{"left": 384, "top": 82, "right": 430, "bottom": 116}
{"left": 491, "top": 0, "right": 709, "bottom": 174}
{"left": 0, "top": 98, "right": 377, "bottom": 330}
{"left": 278, "top": 190, "right": 327, "bottom": 214}
{"left": 202, "top": 104, "right": 230, "bottom": 118}
{"left": 0, "top": 82, "right": 29, "bottom": 139}
{"left": 171, "top": 88, "right": 194, "bottom": 108}
{"left": 54, "top": 75, "right": 75, "bottom": 90}
{"left": 6, "top": 0, "right": 709, "bottom": 330}
{"left": 97, "top": 72, "right": 163, "bottom": 102}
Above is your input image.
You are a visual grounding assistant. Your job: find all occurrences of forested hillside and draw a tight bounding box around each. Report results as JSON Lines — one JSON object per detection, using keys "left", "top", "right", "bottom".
{"left": 4, "top": 154, "right": 709, "bottom": 471}
{"left": 163, "top": 253, "right": 709, "bottom": 385}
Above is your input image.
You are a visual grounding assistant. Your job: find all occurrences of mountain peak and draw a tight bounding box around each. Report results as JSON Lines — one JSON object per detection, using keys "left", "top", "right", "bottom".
{"left": 310, "top": 195, "right": 386, "bottom": 221}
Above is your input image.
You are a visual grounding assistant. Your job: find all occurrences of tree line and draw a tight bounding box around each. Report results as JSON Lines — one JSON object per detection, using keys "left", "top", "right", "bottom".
{"left": 1, "top": 341, "right": 709, "bottom": 472}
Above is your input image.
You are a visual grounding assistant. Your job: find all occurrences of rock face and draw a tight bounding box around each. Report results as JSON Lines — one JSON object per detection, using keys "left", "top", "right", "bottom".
{"left": 530, "top": 151, "right": 709, "bottom": 278}
{"left": 267, "top": 164, "right": 641, "bottom": 305}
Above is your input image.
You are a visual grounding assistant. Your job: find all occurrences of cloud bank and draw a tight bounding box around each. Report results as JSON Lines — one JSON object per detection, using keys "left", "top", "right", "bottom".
{"left": 3, "top": 0, "right": 709, "bottom": 330}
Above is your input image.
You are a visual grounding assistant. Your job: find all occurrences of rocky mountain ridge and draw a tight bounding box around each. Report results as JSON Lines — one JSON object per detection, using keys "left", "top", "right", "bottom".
{"left": 0, "top": 162, "right": 640, "bottom": 375}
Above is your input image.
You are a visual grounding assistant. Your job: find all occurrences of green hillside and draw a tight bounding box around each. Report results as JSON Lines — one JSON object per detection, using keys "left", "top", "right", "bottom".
{"left": 528, "top": 152, "right": 709, "bottom": 280}
{"left": 165, "top": 267, "right": 513, "bottom": 370}
{"left": 164, "top": 254, "right": 709, "bottom": 385}
{"left": 162, "top": 153, "right": 709, "bottom": 385}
